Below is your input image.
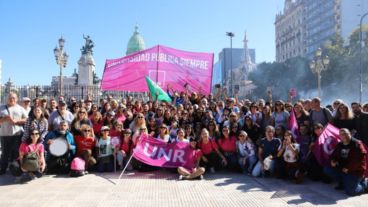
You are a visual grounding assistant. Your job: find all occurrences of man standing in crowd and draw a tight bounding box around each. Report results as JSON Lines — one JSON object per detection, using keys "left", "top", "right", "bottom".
{"left": 310, "top": 97, "right": 333, "bottom": 126}
{"left": 0, "top": 92, "right": 28, "bottom": 175}
{"left": 21, "top": 97, "right": 32, "bottom": 115}
{"left": 351, "top": 102, "right": 368, "bottom": 146}
{"left": 48, "top": 100, "right": 74, "bottom": 131}
{"left": 324, "top": 128, "right": 368, "bottom": 196}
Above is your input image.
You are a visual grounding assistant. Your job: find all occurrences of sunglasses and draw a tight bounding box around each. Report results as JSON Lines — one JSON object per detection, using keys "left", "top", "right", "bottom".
{"left": 83, "top": 130, "right": 91, "bottom": 132}
{"left": 31, "top": 132, "right": 39, "bottom": 135}
{"left": 102, "top": 130, "right": 110, "bottom": 132}
{"left": 137, "top": 116, "right": 144, "bottom": 119}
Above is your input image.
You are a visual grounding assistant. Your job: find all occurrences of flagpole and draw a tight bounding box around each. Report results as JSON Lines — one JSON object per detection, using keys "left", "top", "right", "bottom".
{"left": 115, "top": 151, "right": 136, "bottom": 185}
{"left": 155, "top": 45, "right": 160, "bottom": 102}
{"left": 156, "top": 45, "right": 159, "bottom": 83}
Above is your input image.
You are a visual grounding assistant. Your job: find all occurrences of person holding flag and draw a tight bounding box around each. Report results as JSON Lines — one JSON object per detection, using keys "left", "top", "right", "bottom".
{"left": 324, "top": 128, "right": 368, "bottom": 196}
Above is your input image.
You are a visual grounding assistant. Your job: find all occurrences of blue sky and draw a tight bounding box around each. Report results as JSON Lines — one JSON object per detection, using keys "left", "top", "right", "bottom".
{"left": 0, "top": 0, "right": 283, "bottom": 85}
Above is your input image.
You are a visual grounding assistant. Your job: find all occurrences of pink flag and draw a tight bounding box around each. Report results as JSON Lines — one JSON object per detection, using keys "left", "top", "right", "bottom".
{"left": 132, "top": 134, "right": 194, "bottom": 168}
{"left": 312, "top": 124, "right": 341, "bottom": 166}
{"left": 101, "top": 45, "right": 214, "bottom": 95}
{"left": 288, "top": 108, "right": 299, "bottom": 139}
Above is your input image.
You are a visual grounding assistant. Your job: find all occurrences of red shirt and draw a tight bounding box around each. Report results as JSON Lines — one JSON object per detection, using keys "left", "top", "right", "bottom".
{"left": 110, "top": 129, "right": 122, "bottom": 138}
{"left": 74, "top": 135, "right": 96, "bottom": 156}
{"left": 184, "top": 149, "right": 203, "bottom": 169}
{"left": 199, "top": 139, "right": 218, "bottom": 155}
{"left": 92, "top": 122, "right": 103, "bottom": 136}
{"left": 120, "top": 141, "right": 132, "bottom": 155}
{"left": 19, "top": 143, "right": 44, "bottom": 158}
{"left": 217, "top": 136, "right": 237, "bottom": 153}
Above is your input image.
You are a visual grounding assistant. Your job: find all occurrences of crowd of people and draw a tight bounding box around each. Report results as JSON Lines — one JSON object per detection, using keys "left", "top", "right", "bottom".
{"left": 0, "top": 87, "right": 368, "bottom": 196}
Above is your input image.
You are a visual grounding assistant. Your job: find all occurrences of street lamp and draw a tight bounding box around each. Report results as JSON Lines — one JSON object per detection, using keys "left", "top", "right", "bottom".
{"left": 53, "top": 36, "right": 68, "bottom": 97}
{"left": 309, "top": 47, "right": 330, "bottom": 98}
{"left": 359, "top": 12, "right": 368, "bottom": 103}
{"left": 226, "top": 32, "right": 235, "bottom": 95}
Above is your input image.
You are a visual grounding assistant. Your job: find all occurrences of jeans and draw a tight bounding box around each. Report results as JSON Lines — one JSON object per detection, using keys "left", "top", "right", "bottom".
{"left": 1, "top": 135, "right": 22, "bottom": 173}
{"left": 252, "top": 159, "right": 276, "bottom": 177}
{"left": 238, "top": 155, "right": 257, "bottom": 173}
{"left": 324, "top": 166, "right": 368, "bottom": 196}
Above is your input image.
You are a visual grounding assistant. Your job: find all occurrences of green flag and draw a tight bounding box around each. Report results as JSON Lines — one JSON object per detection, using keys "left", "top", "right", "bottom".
{"left": 145, "top": 76, "right": 172, "bottom": 102}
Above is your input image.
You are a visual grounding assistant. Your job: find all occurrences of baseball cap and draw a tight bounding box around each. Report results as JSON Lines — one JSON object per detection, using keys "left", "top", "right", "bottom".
{"left": 58, "top": 100, "right": 67, "bottom": 106}
{"left": 101, "top": 126, "right": 110, "bottom": 131}
{"left": 22, "top": 97, "right": 31, "bottom": 102}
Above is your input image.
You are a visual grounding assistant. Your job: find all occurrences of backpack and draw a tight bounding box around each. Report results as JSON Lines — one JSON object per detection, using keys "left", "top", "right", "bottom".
{"left": 70, "top": 157, "right": 87, "bottom": 177}
{"left": 21, "top": 145, "right": 40, "bottom": 172}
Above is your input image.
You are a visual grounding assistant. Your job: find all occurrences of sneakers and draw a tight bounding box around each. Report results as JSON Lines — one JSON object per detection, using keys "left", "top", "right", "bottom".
{"left": 199, "top": 175, "right": 204, "bottom": 180}
{"left": 210, "top": 167, "right": 216, "bottom": 174}
{"left": 34, "top": 171, "right": 43, "bottom": 178}
{"left": 28, "top": 173, "right": 36, "bottom": 180}
{"left": 178, "top": 175, "right": 184, "bottom": 180}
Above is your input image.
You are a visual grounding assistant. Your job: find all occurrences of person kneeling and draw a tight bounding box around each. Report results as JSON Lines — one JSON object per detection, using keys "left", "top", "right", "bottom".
{"left": 324, "top": 128, "right": 368, "bottom": 196}
{"left": 178, "top": 138, "right": 205, "bottom": 180}
{"left": 252, "top": 126, "right": 282, "bottom": 177}
{"left": 18, "top": 129, "right": 46, "bottom": 182}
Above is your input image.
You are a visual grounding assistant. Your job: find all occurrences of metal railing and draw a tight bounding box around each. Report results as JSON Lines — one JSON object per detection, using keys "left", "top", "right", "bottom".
{"left": 0, "top": 84, "right": 148, "bottom": 104}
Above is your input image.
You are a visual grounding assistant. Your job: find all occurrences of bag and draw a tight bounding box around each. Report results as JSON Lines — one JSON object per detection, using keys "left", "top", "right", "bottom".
{"left": 21, "top": 145, "right": 40, "bottom": 172}
{"left": 70, "top": 157, "right": 86, "bottom": 177}
{"left": 71, "top": 157, "right": 85, "bottom": 171}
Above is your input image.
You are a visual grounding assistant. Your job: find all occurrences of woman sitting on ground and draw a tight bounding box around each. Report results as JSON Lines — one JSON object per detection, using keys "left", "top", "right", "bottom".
{"left": 178, "top": 138, "right": 205, "bottom": 180}
{"left": 18, "top": 129, "right": 46, "bottom": 181}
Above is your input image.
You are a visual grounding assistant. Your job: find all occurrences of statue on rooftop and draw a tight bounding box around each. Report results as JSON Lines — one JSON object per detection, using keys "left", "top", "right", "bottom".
{"left": 81, "top": 35, "right": 94, "bottom": 55}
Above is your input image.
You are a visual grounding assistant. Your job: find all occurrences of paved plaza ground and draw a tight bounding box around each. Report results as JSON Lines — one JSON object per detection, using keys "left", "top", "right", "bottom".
{"left": 0, "top": 170, "right": 367, "bottom": 207}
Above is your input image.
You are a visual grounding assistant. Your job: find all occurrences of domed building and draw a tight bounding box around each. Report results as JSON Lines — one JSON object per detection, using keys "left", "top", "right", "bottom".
{"left": 126, "top": 25, "right": 145, "bottom": 55}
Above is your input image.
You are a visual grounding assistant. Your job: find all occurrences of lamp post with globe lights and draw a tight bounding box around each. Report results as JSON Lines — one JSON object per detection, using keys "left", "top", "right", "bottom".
{"left": 53, "top": 36, "right": 68, "bottom": 97}
{"left": 309, "top": 48, "right": 330, "bottom": 98}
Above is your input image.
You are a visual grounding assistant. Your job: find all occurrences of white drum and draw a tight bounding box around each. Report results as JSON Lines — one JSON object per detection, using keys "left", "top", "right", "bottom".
{"left": 49, "top": 138, "right": 68, "bottom": 157}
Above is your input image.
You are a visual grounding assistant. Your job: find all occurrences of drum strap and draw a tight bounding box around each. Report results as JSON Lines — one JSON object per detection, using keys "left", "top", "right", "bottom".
{"left": 5, "top": 105, "right": 10, "bottom": 115}
{"left": 57, "top": 110, "right": 65, "bottom": 121}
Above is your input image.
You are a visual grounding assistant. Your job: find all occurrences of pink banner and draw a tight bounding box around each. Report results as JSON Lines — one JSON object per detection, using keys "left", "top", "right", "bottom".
{"left": 101, "top": 45, "right": 214, "bottom": 95}
{"left": 132, "top": 134, "right": 194, "bottom": 168}
{"left": 312, "top": 124, "right": 341, "bottom": 166}
{"left": 288, "top": 108, "right": 299, "bottom": 140}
